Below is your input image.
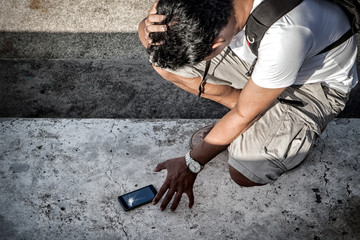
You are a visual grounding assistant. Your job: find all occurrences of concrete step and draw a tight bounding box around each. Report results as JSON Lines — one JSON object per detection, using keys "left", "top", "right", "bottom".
{"left": 1, "top": 58, "right": 359, "bottom": 118}
{"left": 0, "top": 0, "right": 147, "bottom": 33}
{"left": 0, "top": 0, "right": 147, "bottom": 60}
{"left": 0, "top": 31, "right": 146, "bottom": 60}
{"left": 0, "top": 118, "right": 359, "bottom": 239}
{"left": 0, "top": 58, "right": 229, "bottom": 118}
{"left": 1, "top": 0, "right": 359, "bottom": 61}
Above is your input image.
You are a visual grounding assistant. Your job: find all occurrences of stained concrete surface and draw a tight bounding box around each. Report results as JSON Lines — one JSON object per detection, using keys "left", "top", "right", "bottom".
{"left": 0, "top": 0, "right": 152, "bottom": 33}
{"left": 0, "top": 118, "right": 359, "bottom": 239}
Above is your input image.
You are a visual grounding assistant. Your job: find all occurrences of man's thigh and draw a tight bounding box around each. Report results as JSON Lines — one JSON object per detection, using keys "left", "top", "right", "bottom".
{"left": 228, "top": 83, "right": 348, "bottom": 184}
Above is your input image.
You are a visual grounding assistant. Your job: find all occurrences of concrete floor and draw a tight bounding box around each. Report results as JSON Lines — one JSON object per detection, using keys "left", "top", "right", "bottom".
{"left": 1, "top": 118, "right": 359, "bottom": 239}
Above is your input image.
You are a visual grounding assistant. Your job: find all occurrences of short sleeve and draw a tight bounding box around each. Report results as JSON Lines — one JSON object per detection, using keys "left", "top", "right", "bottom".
{"left": 251, "top": 26, "right": 314, "bottom": 88}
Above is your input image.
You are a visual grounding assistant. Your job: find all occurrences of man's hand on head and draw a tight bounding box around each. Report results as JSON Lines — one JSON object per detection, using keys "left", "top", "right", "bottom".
{"left": 139, "top": 1, "right": 167, "bottom": 48}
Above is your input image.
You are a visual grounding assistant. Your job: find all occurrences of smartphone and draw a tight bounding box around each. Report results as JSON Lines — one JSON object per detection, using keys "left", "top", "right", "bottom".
{"left": 118, "top": 185, "right": 157, "bottom": 211}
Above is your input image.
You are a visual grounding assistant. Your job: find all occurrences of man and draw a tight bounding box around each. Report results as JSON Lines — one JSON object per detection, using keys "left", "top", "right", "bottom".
{"left": 138, "top": 0, "right": 358, "bottom": 211}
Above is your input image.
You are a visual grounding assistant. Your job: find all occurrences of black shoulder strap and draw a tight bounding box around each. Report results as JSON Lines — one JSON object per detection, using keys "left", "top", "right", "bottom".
{"left": 317, "top": 28, "right": 353, "bottom": 55}
{"left": 198, "top": 60, "right": 211, "bottom": 97}
{"left": 316, "top": 0, "right": 360, "bottom": 55}
{"left": 332, "top": 0, "right": 360, "bottom": 32}
{"left": 245, "top": 0, "right": 304, "bottom": 56}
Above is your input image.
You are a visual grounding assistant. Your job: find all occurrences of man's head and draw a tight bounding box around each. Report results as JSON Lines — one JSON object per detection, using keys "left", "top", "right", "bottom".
{"left": 148, "top": 0, "right": 235, "bottom": 70}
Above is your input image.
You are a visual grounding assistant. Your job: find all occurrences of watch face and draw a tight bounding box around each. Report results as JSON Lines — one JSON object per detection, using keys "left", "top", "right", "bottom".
{"left": 189, "top": 162, "right": 201, "bottom": 173}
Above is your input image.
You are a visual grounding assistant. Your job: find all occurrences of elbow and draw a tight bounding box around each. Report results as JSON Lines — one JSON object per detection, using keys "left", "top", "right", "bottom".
{"left": 234, "top": 105, "right": 248, "bottom": 120}
{"left": 234, "top": 105, "right": 262, "bottom": 126}
{"left": 153, "top": 65, "right": 173, "bottom": 81}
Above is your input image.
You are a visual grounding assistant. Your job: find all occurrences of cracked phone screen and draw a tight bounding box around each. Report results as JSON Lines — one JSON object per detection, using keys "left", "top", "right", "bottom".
{"left": 119, "top": 185, "right": 156, "bottom": 210}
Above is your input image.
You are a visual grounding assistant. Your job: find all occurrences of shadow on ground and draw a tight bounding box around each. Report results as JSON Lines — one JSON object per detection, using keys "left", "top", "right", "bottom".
{"left": 0, "top": 31, "right": 359, "bottom": 118}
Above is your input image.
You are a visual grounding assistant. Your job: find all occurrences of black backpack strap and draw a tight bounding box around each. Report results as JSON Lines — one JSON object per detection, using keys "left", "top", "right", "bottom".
{"left": 316, "top": 0, "right": 359, "bottom": 54}
{"left": 245, "top": 0, "right": 304, "bottom": 56}
{"left": 198, "top": 60, "right": 211, "bottom": 97}
{"left": 317, "top": 28, "right": 354, "bottom": 55}
{"left": 332, "top": 0, "right": 360, "bottom": 32}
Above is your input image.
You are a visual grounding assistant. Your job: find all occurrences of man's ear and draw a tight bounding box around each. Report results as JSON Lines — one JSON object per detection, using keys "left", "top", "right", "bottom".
{"left": 211, "top": 37, "right": 226, "bottom": 49}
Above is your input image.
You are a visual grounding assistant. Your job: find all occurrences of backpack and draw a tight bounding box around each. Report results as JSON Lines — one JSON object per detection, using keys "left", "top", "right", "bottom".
{"left": 245, "top": 0, "right": 360, "bottom": 76}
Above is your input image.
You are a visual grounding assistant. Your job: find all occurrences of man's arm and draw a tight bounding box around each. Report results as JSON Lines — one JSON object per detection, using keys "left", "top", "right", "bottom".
{"left": 152, "top": 78, "right": 286, "bottom": 210}
{"left": 152, "top": 66, "right": 241, "bottom": 109}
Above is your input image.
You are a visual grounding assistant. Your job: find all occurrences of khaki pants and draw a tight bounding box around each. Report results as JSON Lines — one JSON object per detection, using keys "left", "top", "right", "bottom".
{"left": 166, "top": 47, "right": 349, "bottom": 184}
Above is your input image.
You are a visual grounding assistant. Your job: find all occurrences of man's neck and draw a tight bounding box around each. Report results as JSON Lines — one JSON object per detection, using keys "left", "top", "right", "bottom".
{"left": 233, "top": 0, "right": 255, "bottom": 31}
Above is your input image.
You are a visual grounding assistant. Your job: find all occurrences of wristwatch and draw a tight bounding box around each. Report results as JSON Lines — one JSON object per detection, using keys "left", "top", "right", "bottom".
{"left": 185, "top": 151, "right": 204, "bottom": 174}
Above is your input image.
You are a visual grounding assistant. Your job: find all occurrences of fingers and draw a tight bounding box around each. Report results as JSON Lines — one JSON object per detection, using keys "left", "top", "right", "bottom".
{"left": 152, "top": 180, "right": 169, "bottom": 206}
{"left": 144, "top": 21, "right": 166, "bottom": 46}
{"left": 152, "top": 157, "right": 197, "bottom": 211}
{"left": 152, "top": 178, "right": 178, "bottom": 211}
{"left": 147, "top": 14, "right": 166, "bottom": 23}
{"left": 153, "top": 183, "right": 183, "bottom": 211}
{"left": 170, "top": 191, "right": 183, "bottom": 211}
{"left": 145, "top": 1, "right": 166, "bottom": 29}
{"left": 144, "top": 23, "right": 167, "bottom": 45}
{"left": 187, "top": 190, "right": 195, "bottom": 208}
{"left": 160, "top": 187, "right": 177, "bottom": 211}
{"left": 152, "top": 160, "right": 168, "bottom": 206}
{"left": 144, "top": 17, "right": 167, "bottom": 37}
{"left": 154, "top": 161, "right": 166, "bottom": 172}
{"left": 156, "top": 188, "right": 193, "bottom": 211}
{"left": 146, "top": 23, "right": 167, "bottom": 33}
{"left": 148, "top": 1, "right": 159, "bottom": 15}
{"left": 144, "top": 1, "right": 167, "bottom": 46}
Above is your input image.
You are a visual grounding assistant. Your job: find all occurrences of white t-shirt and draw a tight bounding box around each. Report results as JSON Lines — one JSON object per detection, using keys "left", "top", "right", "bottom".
{"left": 230, "top": 0, "right": 358, "bottom": 93}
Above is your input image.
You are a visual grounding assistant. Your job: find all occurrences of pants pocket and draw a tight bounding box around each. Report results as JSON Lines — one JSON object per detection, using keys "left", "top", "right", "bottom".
{"left": 260, "top": 111, "right": 316, "bottom": 171}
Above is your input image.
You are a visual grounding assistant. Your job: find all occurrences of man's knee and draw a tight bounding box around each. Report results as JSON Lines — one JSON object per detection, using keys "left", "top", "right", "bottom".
{"left": 229, "top": 165, "right": 265, "bottom": 187}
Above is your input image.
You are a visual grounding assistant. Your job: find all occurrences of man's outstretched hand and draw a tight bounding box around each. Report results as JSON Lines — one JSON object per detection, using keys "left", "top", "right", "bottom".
{"left": 153, "top": 157, "right": 197, "bottom": 211}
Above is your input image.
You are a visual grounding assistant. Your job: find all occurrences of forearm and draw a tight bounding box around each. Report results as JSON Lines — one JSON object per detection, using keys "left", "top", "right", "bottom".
{"left": 190, "top": 107, "right": 256, "bottom": 165}
{"left": 201, "top": 86, "right": 241, "bottom": 109}
{"left": 154, "top": 66, "right": 240, "bottom": 109}
{"left": 172, "top": 81, "right": 240, "bottom": 109}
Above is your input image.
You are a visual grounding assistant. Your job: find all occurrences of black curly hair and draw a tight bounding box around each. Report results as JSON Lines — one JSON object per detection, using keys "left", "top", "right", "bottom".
{"left": 147, "top": 0, "right": 234, "bottom": 70}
